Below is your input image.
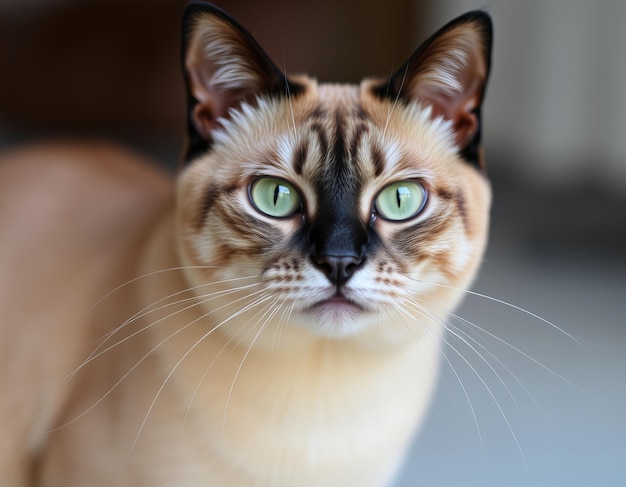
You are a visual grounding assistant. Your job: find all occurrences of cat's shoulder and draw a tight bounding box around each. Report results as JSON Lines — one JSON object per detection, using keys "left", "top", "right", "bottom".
{"left": 0, "top": 141, "right": 174, "bottom": 240}
{"left": 0, "top": 142, "right": 175, "bottom": 471}
{"left": 0, "top": 140, "right": 175, "bottom": 317}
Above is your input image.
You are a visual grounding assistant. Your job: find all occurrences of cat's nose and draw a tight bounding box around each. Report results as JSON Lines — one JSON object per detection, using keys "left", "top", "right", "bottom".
{"left": 313, "top": 254, "right": 364, "bottom": 285}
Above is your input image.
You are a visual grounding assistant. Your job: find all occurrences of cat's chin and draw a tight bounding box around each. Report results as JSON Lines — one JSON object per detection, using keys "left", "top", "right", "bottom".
{"left": 303, "top": 296, "right": 370, "bottom": 338}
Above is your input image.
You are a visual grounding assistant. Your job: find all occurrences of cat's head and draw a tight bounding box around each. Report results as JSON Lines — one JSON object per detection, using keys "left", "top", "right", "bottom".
{"left": 176, "top": 2, "right": 492, "bottom": 344}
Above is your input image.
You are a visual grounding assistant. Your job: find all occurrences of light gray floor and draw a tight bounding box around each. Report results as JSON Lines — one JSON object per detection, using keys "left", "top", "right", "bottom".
{"left": 395, "top": 176, "right": 626, "bottom": 486}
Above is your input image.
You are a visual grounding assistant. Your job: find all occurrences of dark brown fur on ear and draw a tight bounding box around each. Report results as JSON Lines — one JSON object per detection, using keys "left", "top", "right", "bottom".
{"left": 374, "top": 11, "right": 492, "bottom": 169}
{"left": 181, "top": 2, "right": 303, "bottom": 162}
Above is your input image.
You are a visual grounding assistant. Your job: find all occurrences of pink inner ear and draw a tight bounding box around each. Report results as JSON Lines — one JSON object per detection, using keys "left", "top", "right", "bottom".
{"left": 414, "top": 61, "right": 485, "bottom": 148}
{"left": 186, "top": 60, "right": 221, "bottom": 138}
{"left": 186, "top": 40, "right": 259, "bottom": 141}
{"left": 405, "top": 20, "right": 489, "bottom": 151}
{"left": 184, "top": 12, "right": 268, "bottom": 143}
{"left": 191, "top": 81, "right": 255, "bottom": 138}
{"left": 192, "top": 102, "right": 218, "bottom": 139}
{"left": 418, "top": 87, "right": 481, "bottom": 149}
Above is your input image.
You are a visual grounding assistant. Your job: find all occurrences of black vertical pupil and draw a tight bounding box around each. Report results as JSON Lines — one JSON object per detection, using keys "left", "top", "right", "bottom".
{"left": 273, "top": 185, "right": 281, "bottom": 206}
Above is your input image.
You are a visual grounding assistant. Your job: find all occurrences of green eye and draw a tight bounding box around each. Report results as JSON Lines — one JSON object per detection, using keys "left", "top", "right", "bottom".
{"left": 250, "top": 177, "right": 301, "bottom": 218}
{"left": 375, "top": 181, "right": 427, "bottom": 221}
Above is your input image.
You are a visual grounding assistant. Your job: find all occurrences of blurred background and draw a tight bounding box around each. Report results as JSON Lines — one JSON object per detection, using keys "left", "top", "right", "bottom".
{"left": 1, "top": 0, "right": 624, "bottom": 485}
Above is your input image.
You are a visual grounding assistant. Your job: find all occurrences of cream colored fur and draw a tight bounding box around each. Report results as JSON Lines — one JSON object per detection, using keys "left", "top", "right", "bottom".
{"left": 0, "top": 6, "right": 491, "bottom": 486}
{"left": 0, "top": 103, "right": 488, "bottom": 487}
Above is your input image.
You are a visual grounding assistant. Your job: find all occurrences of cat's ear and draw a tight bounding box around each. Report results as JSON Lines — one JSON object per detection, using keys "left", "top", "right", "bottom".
{"left": 181, "top": 2, "right": 302, "bottom": 161}
{"left": 374, "top": 11, "right": 492, "bottom": 168}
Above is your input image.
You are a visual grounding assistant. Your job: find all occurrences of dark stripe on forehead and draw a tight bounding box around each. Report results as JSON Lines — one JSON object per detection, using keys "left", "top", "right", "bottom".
{"left": 370, "top": 143, "right": 385, "bottom": 177}
{"left": 349, "top": 123, "right": 368, "bottom": 161}
{"left": 311, "top": 123, "right": 329, "bottom": 158}
{"left": 293, "top": 140, "right": 309, "bottom": 175}
{"left": 307, "top": 106, "right": 372, "bottom": 259}
{"left": 308, "top": 105, "right": 328, "bottom": 120}
{"left": 331, "top": 110, "right": 347, "bottom": 179}
{"left": 355, "top": 104, "right": 368, "bottom": 120}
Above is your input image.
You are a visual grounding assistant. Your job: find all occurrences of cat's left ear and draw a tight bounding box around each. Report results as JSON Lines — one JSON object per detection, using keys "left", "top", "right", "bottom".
{"left": 181, "top": 2, "right": 302, "bottom": 161}
{"left": 374, "top": 11, "right": 492, "bottom": 168}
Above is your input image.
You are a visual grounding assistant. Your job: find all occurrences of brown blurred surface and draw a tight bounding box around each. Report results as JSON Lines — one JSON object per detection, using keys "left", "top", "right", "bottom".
{"left": 0, "top": 0, "right": 419, "bottom": 145}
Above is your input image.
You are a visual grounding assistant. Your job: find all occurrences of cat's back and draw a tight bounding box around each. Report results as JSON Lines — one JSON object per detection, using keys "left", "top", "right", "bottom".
{"left": 0, "top": 141, "right": 174, "bottom": 298}
{"left": 0, "top": 141, "right": 173, "bottom": 238}
{"left": 0, "top": 141, "right": 173, "bottom": 484}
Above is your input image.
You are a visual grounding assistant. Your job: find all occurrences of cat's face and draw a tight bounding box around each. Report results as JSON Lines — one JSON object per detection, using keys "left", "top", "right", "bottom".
{"left": 176, "top": 5, "right": 492, "bottom": 343}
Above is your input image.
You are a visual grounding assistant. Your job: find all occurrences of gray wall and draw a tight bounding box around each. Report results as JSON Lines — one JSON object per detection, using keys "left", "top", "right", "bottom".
{"left": 424, "top": 0, "right": 626, "bottom": 193}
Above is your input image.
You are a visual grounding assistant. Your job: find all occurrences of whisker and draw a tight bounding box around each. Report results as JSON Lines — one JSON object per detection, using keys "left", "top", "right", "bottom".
{"left": 130, "top": 293, "right": 276, "bottom": 453}
{"left": 115, "top": 273, "right": 261, "bottom": 330}
{"left": 390, "top": 303, "right": 484, "bottom": 451}
{"left": 96, "top": 277, "right": 261, "bottom": 348}
{"left": 409, "top": 277, "right": 585, "bottom": 346}
{"left": 405, "top": 298, "right": 521, "bottom": 410}
{"left": 382, "top": 62, "right": 410, "bottom": 139}
{"left": 439, "top": 338, "right": 526, "bottom": 465}
{"left": 182, "top": 293, "right": 279, "bottom": 429}
{"left": 222, "top": 298, "right": 281, "bottom": 431}
{"left": 72, "top": 275, "right": 261, "bottom": 379}
{"left": 67, "top": 281, "right": 264, "bottom": 380}
{"left": 447, "top": 320, "right": 530, "bottom": 410}
{"left": 449, "top": 310, "right": 593, "bottom": 396}
{"left": 88, "top": 265, "right": 262, "bottom": 314}
{"left": 283, "top": 62, "right": 298, "bottom": 141}
{"left": 270, "top": 299, "right": 296, "bottom": 361}
{"left": 53, "top": 288, "right": 269, "bottom": 434}
{"left": 395, "top": 298, "right": 527, "bottom": 464}
{"left": 409, "top": 283, "right": 591, "bottom": 397}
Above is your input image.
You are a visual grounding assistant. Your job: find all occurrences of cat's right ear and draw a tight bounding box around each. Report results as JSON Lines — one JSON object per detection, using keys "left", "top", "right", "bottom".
{"left": 181, "top": 2, "right": 302, "bottom": 161}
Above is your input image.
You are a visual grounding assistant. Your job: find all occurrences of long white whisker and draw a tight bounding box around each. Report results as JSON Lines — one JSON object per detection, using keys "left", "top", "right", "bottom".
{"left": 67, "top": 281, "right": 264, "bottom": 379}
{"left": 382, "top": 62, "right": 410, "bottom": 139}
{"left": 440, "top": 349, "right": 486, "bottom": 453}
{"left": 394, "top": 299, "right": 526, "bottom": 464}
{"left": 449, "top": 310, "right": 592, "bottom": 396}
{"left": 283, "top": 62, "right": 298, "bottom": 141}
{"left": 88, "top": 265, "right": 262, "bottom": 314}
{"left": 447, "top": 319, "right": 528, "bottom": 410}
{"left": 129, "top": 293, "right": 276, "bottom": 453}
{"left": 410, "top": 277, "right": 585, "bottom": 345}
{"left": 437, "top": 336, "right": 524, "bottom": 462}
{"left": 222, "top": 298, "right": 281, "bottom": 431}
{"left": 391, "top": 303, "right": 484, "bottom": 450}
{"left": 405, "top": 298, "right": 521, "bottom": 410}
{"left": 182, "top": 292, "right": 278, "bottom": 429}
{"left": 98, "top": 278, "right": 261, "bottom": 347}
{"left": 71, "top": 276, "right": 261, "bottom": 380}
{"left": 53, "top": 288, "right": 269, "bottom": 433}
{"left": 271, "top": 299, "right": 296, "bottom": 361}
{"left": 112, "top": 273, "right": 260, "bottom": 333}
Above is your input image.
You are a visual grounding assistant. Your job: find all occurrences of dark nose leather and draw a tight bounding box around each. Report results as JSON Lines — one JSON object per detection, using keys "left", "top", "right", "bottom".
{"left": 312, "top": 254, "right": 364, "bottom": 285}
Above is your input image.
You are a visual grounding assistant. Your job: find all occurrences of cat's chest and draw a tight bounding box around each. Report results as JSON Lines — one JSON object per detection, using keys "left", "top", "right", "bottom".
{"left": 124, "top": 334, "right": 443, "bottom": 486}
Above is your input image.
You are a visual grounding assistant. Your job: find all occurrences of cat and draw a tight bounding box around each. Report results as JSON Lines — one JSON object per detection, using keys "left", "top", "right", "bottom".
{"left": 0, "top": 2, "right": 492, "bottom": 486}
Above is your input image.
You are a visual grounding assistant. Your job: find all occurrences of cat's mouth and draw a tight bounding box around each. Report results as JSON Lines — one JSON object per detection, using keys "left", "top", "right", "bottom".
{"left": 306, "top": 294, "right": 365, "bottom": 315}
{"left": 300, "top": 292, "right": 372, "bottom": 336}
